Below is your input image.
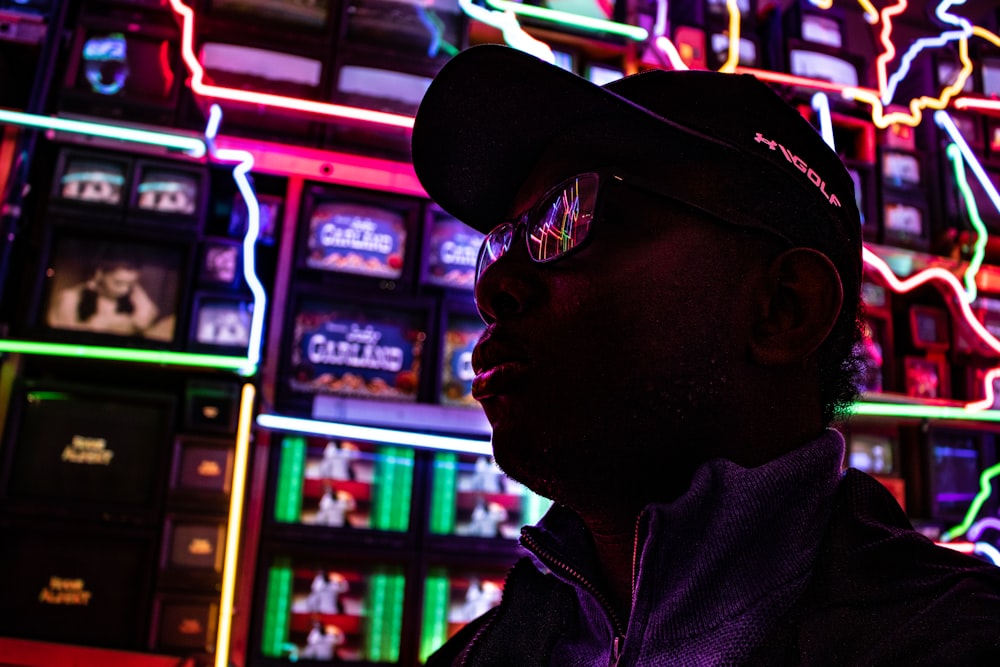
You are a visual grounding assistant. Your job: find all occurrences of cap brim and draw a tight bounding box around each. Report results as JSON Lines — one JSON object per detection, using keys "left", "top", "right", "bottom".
{"left": 412, "top": 45, "right": 705, "bottom": 233}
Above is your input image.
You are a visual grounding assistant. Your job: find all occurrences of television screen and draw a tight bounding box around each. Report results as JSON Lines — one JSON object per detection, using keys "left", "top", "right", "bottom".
{"left": 271, "top": 435, "right": 415, "bottom": 532}
{"left": 1, "top": 384, "right": 175, "bottom": 517}
{"left": 162, "top": 517, "right": 227, "bottom": 573}
{"left": 131, "top": 161, "right": 203, "bottom": 221}
{"left": 440, "top": 312, "right": 484, "bottom": 408}
{"left": 171, "top": 436, "right": 235, "bottom": 498}
{"left": 342, "top": 0, "right": 465, "bottom": 58}
{"left": 334, "top": 61, "right": 434, "bottom": 115}
{"left": 66, "top": 20, "right": 180, "bottom": 117}
{"left": 929, "top": 431, "right": 987, "bottom": 521}
{"left": 910, "top": 305, "right": 950, "bottom": 350}
{"left": 710, "top": 34, "right": 757, "bottom": 67}
{"left": 190, "top": 294, "right": 253, "bottom": 351}
{"left": 937, "top": 58, "right": 974, "bottom": 92}
{"left": 42, "top": 231, "right": 185, "bottom": 343}
{"left": 199, "top": 240, "right": 241, "bottom": 286}
{"left": 152, "top": 595, "right": 219, "bottom": 652}
{"left": 54, "top": 151, "right": 129, "bottom": 207}
{"left": 305, "top": 201, "right": 408, "bottom": 280}
{"left": 673, "top": 25, "right": 707, "bottom": 69}
{"left": 229, "top": 192, "right": 282, "bottom": 245}
{"left": 883, "top": 202, "right": 924, "bottom": 239}
{"left": 0, "top": 523, "right": 155, "bottom": 649}
{"left": 706, "top": 0, "right": 750, "bottom": 17}
{"left": 288, "top": 297, "right": 427, "bottom": 401}
{"left": 801, "top": 13, "right": 842, "bottom": 49}
{"left": 586, "top": 63, "right": 624, "bottom": 86}
{"left": 882, "top": 151, "right": 921, "bottom": 188}
{"left": 428, "top": 452, "right": 551, "bottom": 540}
{"left": 211, "top": 0, "right": 331, "bottom": 29}
{"left": 848, "top": 431, "right": 896, "bottom": 476}
{"left": 419, "top": 563, "right": 511, "bottom": 662}
{"left": 981, "top": 56, "right": 1000, "bottom": 96}
{"left": 856, "top": 317, "right": 885, "bottom": 393}
{"left": 421, "top": 211, "right": 483, "bottom": 290}
{"left": 199, "top": 41, "right": 324, "bottom": 99}
{"left": 257, "top": 555, "right": 407, "bottom": 662}
{"left": 789, "top": 48, "right": 859, "bottom": 86}
{"left": 904, "top": 356, "right": 946, "bottom": 399}
{"left": 551, "top": 48, "right": 576, "bottom": 73}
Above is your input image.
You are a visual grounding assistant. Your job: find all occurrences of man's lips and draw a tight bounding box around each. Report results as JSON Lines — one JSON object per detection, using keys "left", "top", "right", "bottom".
{"left": 472, "top": 360, "right": 530, "bottom": 400}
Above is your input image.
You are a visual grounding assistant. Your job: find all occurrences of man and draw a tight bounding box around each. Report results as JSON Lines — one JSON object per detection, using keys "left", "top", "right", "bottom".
{"left": 411, "top": 45, "right": 1000, "bottom": 665}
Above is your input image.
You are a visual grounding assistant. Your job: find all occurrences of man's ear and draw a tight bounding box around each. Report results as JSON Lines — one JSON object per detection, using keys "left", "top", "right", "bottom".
{"left": 750, "top": 247, "right": 843, "bottom": 366}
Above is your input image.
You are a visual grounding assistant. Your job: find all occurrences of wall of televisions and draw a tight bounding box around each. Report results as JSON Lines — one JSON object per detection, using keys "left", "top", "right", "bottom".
{"left": 1, "top": 0, "right": 1000, "bottom": 665}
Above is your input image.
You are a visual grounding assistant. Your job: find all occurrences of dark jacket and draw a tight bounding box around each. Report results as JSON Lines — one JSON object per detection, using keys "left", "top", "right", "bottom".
{"left": 427, "top": 433, "right": 1000, "bottom": 666}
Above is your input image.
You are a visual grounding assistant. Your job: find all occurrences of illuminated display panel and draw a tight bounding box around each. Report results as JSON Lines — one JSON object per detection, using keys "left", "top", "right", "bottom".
{"left": 0, "top": 522, "right": 156, "bottom": 650}
{"left": 128, "top": 159, "right": 207, "bottom": 228}
{"left": 856, "top": 315, "right": 888, "bottom": 394}
{"left": 255, "top": 552, "right": 408, "bottom": 663}
{"left": 269, "top": 434, "right": 415, "bottom": 536}
{"left": 909, "top": 304, "right": 951, "bottom": 352}
{"left": 787, "top": 45, "right": 860, "bottom": 87}
{"left": 152, "top": 594, "right": 219, "bottom": 653}
{"left": 881, "top": 199, "right": 928, "bottom": 250}
{"left": 50, "top": 149, "right": 131, "bottom": 213}
{"left": 427, "top": 451, "right": 551, "bottom": 543}
{"left": 341, "top": 0, "right": 466, "bottom": 60}
{"left": 331, "top": 50, "right": 437, "bottom": 117}
{"left": 283, "top": 293, "right": 430, "bottom": 405}
{"left": 420, "top": 208, "right": 483, "bottom": 291}
{"left": 881, "top": 150, "right": 922, "bottom": 190}
{"left": 800, "top": 11, "right": 842, "bottom": 49}
{"left": 438, "top": 305, "right": 483, "bottom": 408}
{"left": 299, "top": 183, "right": 420, "bottom": 286}
{"left": 924, "top": 429, "right": 997, "bottom": 523}
{"left": 0, "top": 382, "right": 176, "bottom": 522}
{"left": 198, "top": 40, "right": 324, "bottom": 100}
{"left": 198, "top": 238, "right": 242, "bottom": 287}
{"left": 419, "top": 561, "right": 511, "bottom": 662}
{"left": 169, "top": 435, "right": 235, "bottom": 508}
{"left": 38, "top": 226, "right": 191, "bottom": 348}
{"left": 60, "top": 13, "right": 182, "bottom": 124}
{"left": 159, "top": 515, "right": 228, "bottom": 589}
{"left": 188, "top": 292, "right": 253, "bottom": 354}
{"left": 708, "top": 33, "right": 758, "bottom": 69}
{"left": 586, "top": 61, "right": 624, "bottom": 86}
{"left": 980, "top": 56, "right": 1000, "bottom": 97}
{"left": 847, "top": 429, "right": 898, "bottom": 477}
{"left": 904, "top": 355, "right": 948, "bottom": 400}
{"left": 208, "top": 0, "right": 333, "bottom": 29}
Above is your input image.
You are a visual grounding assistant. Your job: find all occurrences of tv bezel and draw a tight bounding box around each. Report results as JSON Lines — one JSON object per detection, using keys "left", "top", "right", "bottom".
{"left": 59, "top": 11, "right": 184, "bottom": 125}
{"left": 0, "top": 378, "right": 177, "bottom": 524}
{"left": 278, "top": 287, "right": 436, "bottom": 413}
{"left": 49, "top": 147, "right": 133, "bottom": 217}
{"left": 844, "top": 424, "right": 900, "bottom": 477}
{"left": 296, "top": 182, "right": 422, "bottom": 291}
{"left": 150, "top": 592, "right": 220, "bottom": 653}
{"left": 128, "top": 158, "right": 208, "bottom": 229}
{"left": 902, "top": 354, "right": 949, "bottom": 400}
{"left": 187, "top": 289, "right": 255, "bottom": 356}
{"left": 31, "top": 220, "right": 195, "bottom": 351}
{"left": 158, "top": 513, "right": 228, "bottom": 590}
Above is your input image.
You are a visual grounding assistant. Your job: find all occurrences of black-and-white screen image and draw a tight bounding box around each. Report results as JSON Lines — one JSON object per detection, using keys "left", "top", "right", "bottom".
{"left": 43, "top": 233, "right": 184, "bottom": 342}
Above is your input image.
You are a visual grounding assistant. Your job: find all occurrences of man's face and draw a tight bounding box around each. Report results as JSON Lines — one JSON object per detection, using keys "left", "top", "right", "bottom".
{"left": 95, "top": 267, "right": 139, "bottom": 299}
{"left": 471, "top": 159, "right": 764, "bottom": 511}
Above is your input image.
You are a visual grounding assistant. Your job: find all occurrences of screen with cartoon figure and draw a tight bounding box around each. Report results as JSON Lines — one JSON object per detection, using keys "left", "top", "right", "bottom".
{"left": 257, "top": 555, "right": 406, "bottom": 662}
{"left": 271, "top": 435, "right": 414, "bottom": 532}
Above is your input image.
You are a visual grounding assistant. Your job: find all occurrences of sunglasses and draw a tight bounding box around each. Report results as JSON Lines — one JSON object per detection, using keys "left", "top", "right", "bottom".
{"left": 475, "top": 170, "right": 679, "bottom": 289}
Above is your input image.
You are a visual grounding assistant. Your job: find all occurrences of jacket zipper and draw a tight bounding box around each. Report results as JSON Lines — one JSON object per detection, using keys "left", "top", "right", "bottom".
{"left": 521, "top": 531, "right": 629, "bottom": 665}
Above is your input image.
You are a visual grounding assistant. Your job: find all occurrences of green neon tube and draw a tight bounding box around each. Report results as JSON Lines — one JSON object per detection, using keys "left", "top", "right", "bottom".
{"left": 273, "top": 437, "right": 306, "bottom": 523}
{"left": 0, "top": 109, "right": 206, "bottom": 156}
{"left": 261, "top": 561, "right": 293, "bottom": 658}
{"left": 484, "top": 0, "right": 648, "bottom": 40}
{"left": 852, "top": 401, "right": 1000, "bottom": 422}
{"left": 429, "top": 453, "right": 458, "bottom": 535}
{"left": 0, "top": 339, "right": 255, "bottom": 373}
{"left": 420, "top": 570, "right": 451, "bottom": 663}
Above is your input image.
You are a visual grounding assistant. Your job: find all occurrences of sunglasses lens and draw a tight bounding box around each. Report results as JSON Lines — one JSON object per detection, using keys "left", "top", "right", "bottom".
{"left": 527, "top": 173, "right": 598, "bottom": 262}
{"left": 476, "top": 222, "right": 515, "bottom": 284}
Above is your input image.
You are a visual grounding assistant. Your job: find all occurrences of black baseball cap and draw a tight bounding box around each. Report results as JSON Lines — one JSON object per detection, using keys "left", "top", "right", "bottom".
{"left": 411, "top": 44, "right": 862, "bottom": 297}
